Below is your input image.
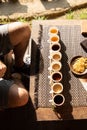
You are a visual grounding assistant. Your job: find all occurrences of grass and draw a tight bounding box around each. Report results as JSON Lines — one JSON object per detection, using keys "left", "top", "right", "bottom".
{"left": 79, "top": 11, "right": 87, "bottom": 19}
{"left": 0, "top": 7, "right": 87, "bottom": 25}
{"left": 56, "top": 8, "right": 87, "bottom": 20}
{"left": 29, "top": 7, "right": 87, "bottom": 25}
{"left": 65, "top": 10, "right": 74, "bottom": 19}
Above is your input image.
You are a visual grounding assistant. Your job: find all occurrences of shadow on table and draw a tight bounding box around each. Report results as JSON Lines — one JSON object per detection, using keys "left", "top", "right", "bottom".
{"left": 30, "top": 31, "right": 44, "bottom": 76}
{"left": 53, "top": 39, "right": 73, "bottom": 120}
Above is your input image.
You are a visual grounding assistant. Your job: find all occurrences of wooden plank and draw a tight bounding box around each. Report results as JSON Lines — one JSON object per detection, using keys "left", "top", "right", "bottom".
{"left": 30, "top": 20, "right": 87, "bottom": 121}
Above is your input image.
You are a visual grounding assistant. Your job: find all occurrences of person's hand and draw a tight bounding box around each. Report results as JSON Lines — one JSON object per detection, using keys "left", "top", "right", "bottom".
{"left": 0, "top": 60, "right": 7, "bottom": 78}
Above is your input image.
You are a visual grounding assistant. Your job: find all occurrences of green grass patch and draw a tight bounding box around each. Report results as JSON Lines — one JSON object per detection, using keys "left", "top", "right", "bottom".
{"left": 65, "top": 10, "right": 74, "bottom": 19}
{"left": 79, "top": 11, "right": 87, "bottom": 19}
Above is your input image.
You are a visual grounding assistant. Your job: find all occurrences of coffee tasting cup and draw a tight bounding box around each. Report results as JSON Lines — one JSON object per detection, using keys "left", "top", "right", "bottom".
{"left": 48, "top": 34, "right": 60, "bottom": 44}
{"left": 48, "top": 51, "right": 62, "bottom": 61}
{"left": 48, "top": 61, "right": 62, "bottom": 72}
{"left": 48, "top": 71, "right": 62, "bottom": 83}
{"left": 49, "top": 94, "right": 65, "bottom": 107}
{"left": 50, "top": 42, "right": 61, "bottom": 52}
{"left": 48, "top": 26, "right": 59, "bottom": 35}
{"left": 50, "top": 82, "right": 63, "bottom": 94}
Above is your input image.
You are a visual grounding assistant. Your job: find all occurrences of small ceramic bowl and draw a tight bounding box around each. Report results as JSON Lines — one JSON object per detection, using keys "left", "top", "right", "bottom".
{"left": 69, "top": 55, "right": 87, "bottom": 76}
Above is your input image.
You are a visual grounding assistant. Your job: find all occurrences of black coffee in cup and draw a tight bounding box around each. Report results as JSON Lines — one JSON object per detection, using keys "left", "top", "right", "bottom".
{"left": 54, "top": 95, "right": 63, "bottom": 104}
{"left": 52, "top": 44, "right": 60, "bottom": 51}
{"left": 53, "top": 94, "right": 65, "bottom": 106}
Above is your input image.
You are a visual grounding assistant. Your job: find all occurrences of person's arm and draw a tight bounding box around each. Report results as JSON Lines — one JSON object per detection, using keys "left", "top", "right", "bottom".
{"left": 0, "top": 60, "right": 7, "bottom": 78}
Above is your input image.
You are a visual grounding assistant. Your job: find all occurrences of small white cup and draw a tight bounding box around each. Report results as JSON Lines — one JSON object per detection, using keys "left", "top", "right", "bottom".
{"left": 50, "top": 82, "right": 63, "bottom": 94}
{"left": 49, "top": 35, "right": 60, "bottom": 44}
{"left": 48, "top": 61, "right": 62, "bottom": 72}
{"left": 48, "top": 51, "right": 62, "bottom": 61}
{"left": 48, "top": 26, "right": 59, "bottom": 35}
{"left": 49, "top": 94, "right": 65, "bottom": 107}
{"left": 50, "top": 42, "right": 61, "bottom": 52}
{"left": 48, "top": 71, "right": 62, "bottom": 83}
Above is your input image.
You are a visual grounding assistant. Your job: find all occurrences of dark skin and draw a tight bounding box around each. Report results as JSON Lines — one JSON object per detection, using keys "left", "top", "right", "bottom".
{"left": 0, "top": 22, "right": 31, "bottom": 109}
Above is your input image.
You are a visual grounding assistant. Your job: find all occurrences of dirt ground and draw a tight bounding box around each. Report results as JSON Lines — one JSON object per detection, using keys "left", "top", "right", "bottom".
{"left": 0, "top": 0, "right": 87, "bottom": 21}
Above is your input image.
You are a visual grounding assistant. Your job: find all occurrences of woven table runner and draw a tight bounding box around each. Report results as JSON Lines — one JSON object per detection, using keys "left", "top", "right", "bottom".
{"left": 33, "top": 25, "right": 87, "bottom": 108}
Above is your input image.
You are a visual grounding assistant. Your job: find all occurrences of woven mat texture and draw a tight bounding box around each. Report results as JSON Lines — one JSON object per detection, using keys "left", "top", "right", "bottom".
{"left": 33, "top": 25, "right": 87, "bottom": 108}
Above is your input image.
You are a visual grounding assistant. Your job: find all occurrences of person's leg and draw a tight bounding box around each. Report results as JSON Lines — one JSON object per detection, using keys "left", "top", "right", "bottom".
{"left": 8, "top": 79, "right": 29, "bottom": 108}
{"left": 8, "top": 22, "right": 31, "bottom": 67}
{"left": 0, "top": 76, "right": 29, "bottom": 109}
{"left": 0, "top": 22, "right": 30, "bottom": 109}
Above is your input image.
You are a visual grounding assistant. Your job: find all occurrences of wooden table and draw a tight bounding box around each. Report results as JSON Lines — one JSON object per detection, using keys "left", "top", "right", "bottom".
{"left": 29, "top": 20, "right": 87, "bottom": 121}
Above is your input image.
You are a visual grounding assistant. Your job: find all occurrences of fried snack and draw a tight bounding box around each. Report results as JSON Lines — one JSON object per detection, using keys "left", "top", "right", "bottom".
{"left": 84, "top": 57, "right": 87, "bottom": 68}
{"left": 72, "top": 57, "right": 87, "bottom": 73}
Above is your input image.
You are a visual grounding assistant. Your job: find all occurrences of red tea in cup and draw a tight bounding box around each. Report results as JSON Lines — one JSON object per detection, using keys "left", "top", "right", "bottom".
{"left": 52, "top": 72, "right": 62, "bottom": 82}
{"left": 49, "top": 26, "right": 59, "bottom": 35}
{"left": 49, "top": 35, "right": 59, "bottom": 43}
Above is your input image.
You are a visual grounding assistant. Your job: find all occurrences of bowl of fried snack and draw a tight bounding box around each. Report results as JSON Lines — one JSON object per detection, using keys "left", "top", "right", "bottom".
{"left": 70, "top": 56, "right": 87, "bottom": 76}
